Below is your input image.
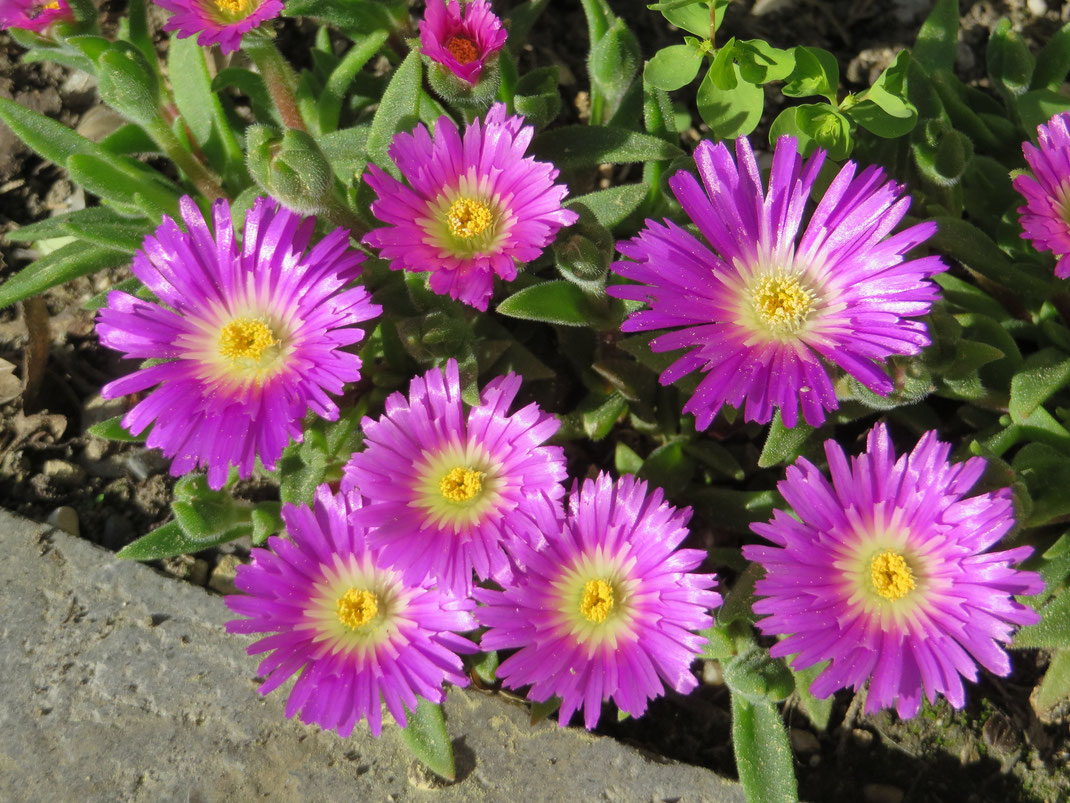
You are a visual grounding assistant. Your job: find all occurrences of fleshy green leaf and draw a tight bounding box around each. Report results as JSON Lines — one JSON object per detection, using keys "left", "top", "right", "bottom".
{"left": 987, "top": 18, "right": 1035, "bottom": 100}
{"left": 759, "top": 411, "right": 815, "bottom": 468}
{"left": 87, "top": 415, "right": 146, "bottom": 443}
{"left": 1032, "top": 21, "right": 1070, "bottom": 90}
{"left": 0, "top": 94, "right": 102, "bottom": 167}
{"left": 365, "top": 49, "right": 422, "bottom": 174}
{"left": 1031, "top": 649, "right": 1070, "bottom": 716}
{"left": 531, "top": 126, "right": 683, "bottom": 169}
{"left": 9, "top": 207, "right": 151, "bottom": 253}
{"left": 614, "top": 442, "right": 644, "bottom": 475}
{"left": 731, "top": 695, "right": 798, "bottom": 803}
{"left": 169, "top": 34, "right": 243, "bottom": 176}
{"left": 116, "top": 520, "right": 251, "bottom": 561}
{"left": 912, "top": 0, "right": 959, "bottom": 75}
{"left": 283, "top": 0, "right": 394, "bottom": 35}
{"left": 0, "top": 242, "right": 130, "bottom": 309}
{"left": 565, "top": 183, "right": 647, "bottom": 229}
{"left": 582, "top": 393, "right": 628, "bottom": 440}
{"left": 724, "top": 650, "right": 795, "bottom": 704}
{"left": 1009, "top": 348, "right": 1070, "bottom": 424}
{"left": 399, "top": 698, "right": 455, "bottom": 781}
{"left": 1015, "top": 591, "right": 1070, "bottom": 648}
{"left": 791, "top": 662, "right": 833, "bottom": 731}
{"left": 497, "top": 281, "right": 597, "bottom": 326}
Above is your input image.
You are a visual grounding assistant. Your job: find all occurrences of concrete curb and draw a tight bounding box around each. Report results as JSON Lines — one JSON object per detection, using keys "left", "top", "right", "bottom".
{"left": 0, "top": 508, "right": 744, "bottom": 802}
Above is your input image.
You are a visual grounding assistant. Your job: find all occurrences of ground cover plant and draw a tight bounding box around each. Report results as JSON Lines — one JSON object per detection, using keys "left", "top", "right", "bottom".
{"left": 1, "top": 0, "right": 1069, "bottom": 800}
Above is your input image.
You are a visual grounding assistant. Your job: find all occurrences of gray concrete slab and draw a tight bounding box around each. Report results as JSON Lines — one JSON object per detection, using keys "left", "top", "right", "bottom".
{"left": 0, "top": 508, "right": 744, "bottom": 802}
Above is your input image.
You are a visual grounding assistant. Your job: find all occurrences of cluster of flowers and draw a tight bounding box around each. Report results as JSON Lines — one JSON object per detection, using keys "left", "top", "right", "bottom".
{"left": 6, "top": 0, "right": 1057, "bottom": 738}
{"left": 227, "top": 359, "right": 721, "bottom": 734}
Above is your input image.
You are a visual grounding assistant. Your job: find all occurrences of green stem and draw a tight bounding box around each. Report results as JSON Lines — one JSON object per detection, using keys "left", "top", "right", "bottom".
{"left": 147, "top": 118, "right": 226, "bottom": 201}
{"left": 244, "top": 34, "right": 308, "bottom": 132}
{"left": 318, "top": 30, "right": 390, "bottom": 133}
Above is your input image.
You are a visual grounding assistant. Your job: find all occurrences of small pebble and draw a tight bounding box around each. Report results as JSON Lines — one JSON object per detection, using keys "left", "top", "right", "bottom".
{"left": 1027, "top": 0, "right": 1047, "bottom": 16}
{"left": 161, "top": 554, "right": 210, "bottom": 587}
{"left": 863, "top": 783, "right": 904, "bottom": 803}
{"left": 208, "top": 554, "right": 242, "bottom": 595}
{"left": 46, "top": 506, "right": 79, "bottom": 536}
{"left": 789, "top": 728, "right": 820, "bottom": 754}
{"left": 124, "top": 448, "right": 170, "bottom": 481}
{"left": 852, "top": 728, "right": 875, "bottom": 747}
{"left": 702, "top": 660, "right": 724, "bottom": 686}
{"left": 42, "top": 459, "right": 86, "bottom": 486}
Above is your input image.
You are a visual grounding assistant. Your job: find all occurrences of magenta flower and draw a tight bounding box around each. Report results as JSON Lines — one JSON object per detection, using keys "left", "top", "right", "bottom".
{"left": 0, "top": 0, "right": 72, "bottom": 32}
{"left": 743, "top": 424, "right": 1043, "bottom": 719}
{"left": 476, "top": 473, "right": 721, "bottom": 730}
{"left": 1014, "top": 111, "right": 1070, "bottom": 278}
{"left": 155, "top": 0, "right": 283, "bottom": 54}
{"left": 419, "top": 0, "right": 507, "bottom": 86}
{"left": 341, "top": 358, "right": 566, "bottom": 597}
{"left": 608, "top": 136, "right": 946, "bottom": 429}
{"left": 225, "top": 487, "right": 477, "bottom": 737}
{"left": 97, "top": 196, "right": 380, "bottom": 489}
{"left": 364, "top": 103, "right": 578, "bottom": 311}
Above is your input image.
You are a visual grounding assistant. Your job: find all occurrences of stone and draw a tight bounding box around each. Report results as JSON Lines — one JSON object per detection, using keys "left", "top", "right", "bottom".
{"left": 208, "top": 554, "right": 242, "bottom": 595}
{"left": 41, "top": 459, "right": 86, "bottom": 486}
{"left": 789, "top": 727, "right": 820, "bottom": 753}
{"left": 702, "top": 659, "right": 724, "bottom": 686}
{"left": 45, "top": 506, "right": 79, "bottom": 536}
{"left": 0, "top": 509, "right": 745, "bottom": 801}
{"left": 160, "top": 554, "right": 210, "bottom": 587}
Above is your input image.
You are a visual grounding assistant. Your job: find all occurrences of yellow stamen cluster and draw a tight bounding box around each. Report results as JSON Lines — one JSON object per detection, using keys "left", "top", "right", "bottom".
{"left": 751, "top": 273, "right": 816, "bottom": 335}
{"left": 214, "top": 0, "right": 251, "bottom": 15}
{"left": 869, "top": 550, "right": 915, "bottom": 601}
{"left": 439, "top": 467, "right": 484, "bottom": 503}
{"left": 218, "top": 318, "right": 278, "bottom": 364}
{"left": 446, "top": 35, "right": 480, "bottom": 66}
{"left": 446, "top": 198, "right": 493, "bottom": 239}
{"left": 579, "top": 579, "right": 615, "bottom": 624}
{"left": 336, "top": 588, "right": 379, "bottom": 630}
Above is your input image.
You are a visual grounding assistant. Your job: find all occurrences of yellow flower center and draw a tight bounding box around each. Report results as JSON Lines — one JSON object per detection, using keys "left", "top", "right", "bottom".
{"left": 28, "top": 0, "right": 59, "bottom": 17}
{"left": 869, "top": 550, "right": 915, "bottom": 601}
{"left": 439, "top": 466, "right": 484, "bottom": 503}
{"left": 214, "top": 0, "right": 251, "bottom": 15}
{"left": 446, "top": 35, "right": 480, "bottom": 66}
{"left": 579, "top": 579, "right": 615, "bottom": 624}
{"left": 218, "top": 318, "right": 278, "bottom": 364}
{"left": 335, "top": 588, "right": 379, "bottom": 630}
{"left": 751, "top": 273, "right": 816, "bottom": 335}
{"left": 447, "top": 197, "right": 493, "bottom": 239}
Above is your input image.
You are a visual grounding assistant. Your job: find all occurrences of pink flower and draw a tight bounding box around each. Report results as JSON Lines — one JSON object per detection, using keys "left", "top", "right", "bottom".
{"left": 0, "top": 0, "right": 72, "bottom": 32}
{"left": 364, "top": 103, "right": 578, "bottom": 311}
{"left": 477, "top": 473, "right": 720, "bottom": 729}
{"left": 155, "top": 0, "right": 284, "bottom": 55}
{"left": 226, "top": 487, "right": 477, "bottom": 737}
{"left": 419, "top": 0, "right": 507, "bottom": 86}
{"left": 97, "top": 196, "right": 379, "bottom": 489}
{"left": 1014, "top": 111, "right": 1070, "bottom": 278}
{"left": 609, "top": 135, "right": 946, "bottom": 429}
{"left": 341, "top": 359, "right": 566, "bottom": 597}
{"left": 744, "top": 424, "right": 1043, "bottom": 718}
